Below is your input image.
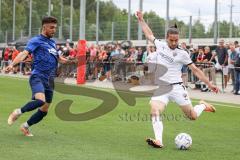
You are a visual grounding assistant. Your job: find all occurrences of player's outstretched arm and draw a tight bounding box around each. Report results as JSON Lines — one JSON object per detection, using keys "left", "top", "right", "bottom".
{"left": 188, "top": 63, "right": 219, "bottom": 93}
{"left": 4, "top": 50, "right": 29, "bottom": 72}
{"left": 136, "top": 11, "right": 155, "bottom": 43}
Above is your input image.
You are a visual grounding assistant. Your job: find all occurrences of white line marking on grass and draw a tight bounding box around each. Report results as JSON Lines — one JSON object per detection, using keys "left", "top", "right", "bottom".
{"left": 191, "top": 100, "right": 240, "bottom": 109}
{"left": 103, "top": 89, "right": 240, "bottom": 109}
{"left": 2, "top": 75, "right": 239, "bottom": 109}
{"left": 84, "top": 87, "right": 240, "bottom": 109}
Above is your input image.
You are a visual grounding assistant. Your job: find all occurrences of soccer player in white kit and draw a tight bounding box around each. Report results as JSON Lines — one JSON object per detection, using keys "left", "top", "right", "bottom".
{"left": 136, "top": 11, "right": 219, "bottom": 148}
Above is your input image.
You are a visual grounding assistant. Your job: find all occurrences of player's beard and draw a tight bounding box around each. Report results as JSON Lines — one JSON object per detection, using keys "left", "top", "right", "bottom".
{"left": 167, "top": 41, "right": 178, "bottom": 50}
{"left": 48, "top": 32, "right": 55, "bottom": 38}
{"left": 169, "top": 44, "right": 178, "bottom": 49}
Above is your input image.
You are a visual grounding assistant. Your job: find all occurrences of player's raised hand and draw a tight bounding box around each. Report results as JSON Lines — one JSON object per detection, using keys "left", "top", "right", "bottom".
{"left": 4, "top": 64, "right": 13, "bottom": 73}
{"left": 208, "top": 84, "right": 219, "bottom": 93}
{"left": 135, "top": 11, "right": 144, "bottom": 21}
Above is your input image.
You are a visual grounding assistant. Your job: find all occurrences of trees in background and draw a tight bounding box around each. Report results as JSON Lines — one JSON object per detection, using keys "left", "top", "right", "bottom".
{"left": 0, "top": 0, "right": 239, "bottom": 42}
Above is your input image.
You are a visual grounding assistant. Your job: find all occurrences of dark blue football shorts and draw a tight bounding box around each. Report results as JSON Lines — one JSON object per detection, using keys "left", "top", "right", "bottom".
{"left": 29, "top": 74, "right": 54, "bottom": 103}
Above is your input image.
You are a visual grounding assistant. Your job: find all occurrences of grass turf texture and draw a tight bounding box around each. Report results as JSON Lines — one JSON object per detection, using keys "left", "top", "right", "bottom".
{"left": 0, "top": 76, "right": 240, "bottom": 160}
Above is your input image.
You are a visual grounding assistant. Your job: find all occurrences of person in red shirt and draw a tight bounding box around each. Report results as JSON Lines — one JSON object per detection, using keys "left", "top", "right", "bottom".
{"left": 196, "top": 47, "right": 205, "bottom": 63}
{"left": 12, "top": 48, "right": 20, "bottom": 60}
{"left": 69, "top": 48, "right": 77, "bottom": 58}
{"left": 11, "top": 47, "right": 20, "bottom": 73}
{"left": 68, "top": 45, "right": 78, "bottom": 77}
{"left": 3, "top": 47, "right": 11, "bottom": 72}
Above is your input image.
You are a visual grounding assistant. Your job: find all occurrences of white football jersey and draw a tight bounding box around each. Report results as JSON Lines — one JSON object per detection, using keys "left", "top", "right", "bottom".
{"left": 152, "top": 39, "right": 192, "bottom": 84}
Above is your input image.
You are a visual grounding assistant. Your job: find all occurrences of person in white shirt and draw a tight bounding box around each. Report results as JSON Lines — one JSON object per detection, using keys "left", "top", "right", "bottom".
{"left": 136, "top": 11, "right": 219, "bottom": 148}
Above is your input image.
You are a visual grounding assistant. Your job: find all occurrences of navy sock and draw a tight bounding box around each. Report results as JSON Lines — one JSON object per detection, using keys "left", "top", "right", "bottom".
{"left": 27, "top": 109, "right": 48, "bottom": 126}
{"left": 21, "top": 99, "right": 45, "bottom": 113}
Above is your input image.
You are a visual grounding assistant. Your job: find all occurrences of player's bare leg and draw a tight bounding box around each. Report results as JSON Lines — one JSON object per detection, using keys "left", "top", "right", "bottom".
{"left": 181, "top": 100, "right": 216, "bottom": 120}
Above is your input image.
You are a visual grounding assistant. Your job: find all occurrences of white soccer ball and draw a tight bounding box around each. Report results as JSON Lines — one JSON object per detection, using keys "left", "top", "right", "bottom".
{"left": 175, "top": 133, "right": 192, "bottom": 150}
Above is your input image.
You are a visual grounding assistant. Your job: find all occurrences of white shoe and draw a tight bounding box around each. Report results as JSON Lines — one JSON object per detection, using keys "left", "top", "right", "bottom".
{"left": 20, "top": 123, "right": 34, "bottom": 137}
{"left": 199, "top": 100, "right": 216, "bottom": 112}
{"left": 8, "top": 109, "right": 21, "bottom": 125}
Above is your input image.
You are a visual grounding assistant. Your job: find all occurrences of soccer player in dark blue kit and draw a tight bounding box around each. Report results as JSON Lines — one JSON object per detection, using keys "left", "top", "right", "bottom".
{"left": 5, "top": 16, "right": 70, "bottom": 136}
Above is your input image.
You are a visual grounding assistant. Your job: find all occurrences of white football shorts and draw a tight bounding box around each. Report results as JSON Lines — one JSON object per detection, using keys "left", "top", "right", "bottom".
{"left": 151, "top": 84, "right": 191, "bottom": 106}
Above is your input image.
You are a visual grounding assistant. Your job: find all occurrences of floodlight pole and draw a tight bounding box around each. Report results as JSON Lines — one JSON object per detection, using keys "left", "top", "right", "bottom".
{"left": 79, "top": 0, "right": 86, "bottom": 39}
{"left": 138, "top": 0, "right": 143, "bottom": 40}
{"left": 13, "top": 0, "right": 16, "bottom": 40}
{"left": 229, "top": 0, "right": 234, "bottom": 38}
{"left": 70, "top": 0, "right": 73, "bottom": 41}
{"left": 127, "top": 0, "right": 131, "bottom": 41}
{"left": 59, "top": 0, "right": 63, "bottom": 39}
{"left": 29, "top": 0, "right": 32, "bottom": 37}
{"left": 214, "top": 0, "right": 218, "bottom": 44}
{"left": 96, "top": 0, "right": 99, "bottom": 44}
{"left": 165, "top": 0, "right": 170, "bottom": 39}
{"left": 189, "top": 16, "right": 192, "bottom": 44}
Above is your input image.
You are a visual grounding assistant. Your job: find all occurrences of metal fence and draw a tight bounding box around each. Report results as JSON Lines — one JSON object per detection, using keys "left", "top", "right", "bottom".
{"left": 1, "top": 14, "right": 240, "bottom": 43}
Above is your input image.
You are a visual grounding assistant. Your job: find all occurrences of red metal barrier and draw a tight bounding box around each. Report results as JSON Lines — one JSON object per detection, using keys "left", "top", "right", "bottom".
{"left": 76, "top": 40, "right": 86, "bottom": 84}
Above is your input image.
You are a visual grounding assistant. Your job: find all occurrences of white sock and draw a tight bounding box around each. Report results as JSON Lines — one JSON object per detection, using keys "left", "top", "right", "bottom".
{"left": 23, "top": 122, "right": 29, "bottom": 128}
{"left": 15, "top": 108, "right": 22, "bottom": 115}
{"left": 193, "top": 104, "right": 206, "bottom": 117}
{"left": 151, "top": 116, "right": 163, "bottom": 144}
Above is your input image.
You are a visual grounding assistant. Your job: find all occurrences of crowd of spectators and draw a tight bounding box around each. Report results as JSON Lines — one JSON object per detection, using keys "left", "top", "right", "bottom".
{"left": 0, "top": 39, "right": 240, "bottom": 95}
{"left": 0, "top": 46, "right": 32, "bottom": 75}
{"left": 188, "top": 39, "right": 240, "bottom": 95}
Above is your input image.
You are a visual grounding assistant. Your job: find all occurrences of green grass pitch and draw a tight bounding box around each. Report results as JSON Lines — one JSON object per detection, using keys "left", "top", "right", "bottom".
{"left": 0, "top": 76, "right": 240, "bottom": 160}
